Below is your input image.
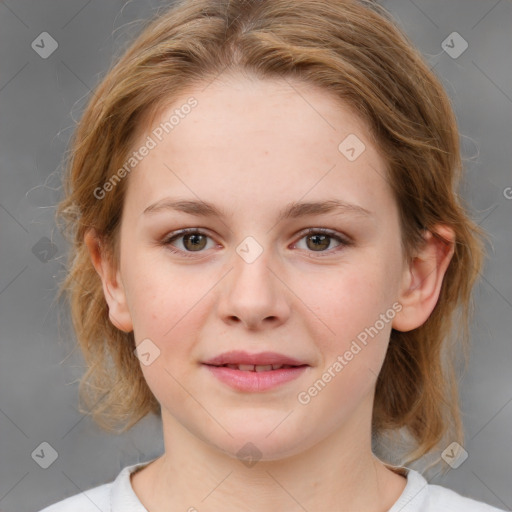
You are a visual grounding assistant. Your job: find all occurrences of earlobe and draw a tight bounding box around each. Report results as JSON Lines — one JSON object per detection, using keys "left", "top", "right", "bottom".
{"left": 84, "top": 229, "right": 134, "bottom": 333}
{"left": 392, "top": 225, "right": 455, "bottom": 332}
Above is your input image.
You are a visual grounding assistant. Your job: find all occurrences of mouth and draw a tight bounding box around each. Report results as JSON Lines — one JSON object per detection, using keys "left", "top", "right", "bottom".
{"left": 205, "top": 363, "right": 307, "bottom": 372}
{"left": 201, "top": 352, "right": 310, "bottom": 392}
{"left": 201, "top": 351, "right": 310, "bottom": 391}
{"left": 202, "top": 350, "right": 309, "bottom": 368}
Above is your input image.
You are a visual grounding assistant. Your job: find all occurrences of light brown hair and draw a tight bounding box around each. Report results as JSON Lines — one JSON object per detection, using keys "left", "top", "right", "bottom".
{"left": 55, "top": 0, "right": 488, "bottom": 471}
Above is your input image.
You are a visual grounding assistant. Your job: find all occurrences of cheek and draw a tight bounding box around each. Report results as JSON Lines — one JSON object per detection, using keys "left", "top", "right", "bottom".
{"left": 295, "top": 258, "right": 397, "bottom": 386}
{"left": 130, "top": 272, "right": 205, "bottom": 408}
{"left": 125, "top": 258, "right": 213, "bottom": 368}
{"left": 298, "top": 261, "right": 391, "bottom": 333}
{"left": 124, "top": 250, "right": 197, "bottom": 333}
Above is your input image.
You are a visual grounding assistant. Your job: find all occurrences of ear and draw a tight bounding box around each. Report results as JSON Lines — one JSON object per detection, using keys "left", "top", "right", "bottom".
{"left": 392, "top": 225, "right": 455, "bottom": 332}
{"left": 84, "top": 228, "right": 133, "bottom": 333}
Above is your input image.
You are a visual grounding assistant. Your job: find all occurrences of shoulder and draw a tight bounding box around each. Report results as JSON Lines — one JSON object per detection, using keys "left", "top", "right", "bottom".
{"left": 395, "top": 468, "right": 507, "bottom": 512}
{"left": 37, "top": 481, "right": 112, "bottom": 512}
{"left": 426, "top": 481, "right": 507, "bottom": 512}
{"left": 36, "top": 458, "right": 156, "bottom": 512}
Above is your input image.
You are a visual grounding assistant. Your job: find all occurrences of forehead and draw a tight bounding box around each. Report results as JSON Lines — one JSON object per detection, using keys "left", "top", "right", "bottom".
{"left": 123, "top": 73, "right": 394, "bottom": 221}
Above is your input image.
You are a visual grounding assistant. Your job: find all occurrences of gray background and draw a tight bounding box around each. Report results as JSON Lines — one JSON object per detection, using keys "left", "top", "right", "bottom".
{"left": 0, "top": 1, "right": 511, "bottom": 511}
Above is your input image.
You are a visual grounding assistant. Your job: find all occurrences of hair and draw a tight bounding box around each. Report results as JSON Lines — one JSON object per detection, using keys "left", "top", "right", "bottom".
{"left": 55, "top": 0, "right": 489, "bottom": 472}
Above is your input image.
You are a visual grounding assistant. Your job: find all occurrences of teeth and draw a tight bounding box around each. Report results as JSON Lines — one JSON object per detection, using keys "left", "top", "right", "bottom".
{"left": 255, "top": 365, "right": 273, "bottom": 372}
{"left": 238, "top": 364, "right": 255, "bottom": 371}
{"left": 222, "top": 364, "right": 295, "bottom": 371}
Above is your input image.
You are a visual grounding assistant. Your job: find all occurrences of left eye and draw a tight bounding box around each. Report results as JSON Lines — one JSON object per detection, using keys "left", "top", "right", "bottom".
{"left": 294, "top": 228, "right": 348, "bottom": 254}
{"left": 161, "top": 228, "right": 351, "bottom": 258}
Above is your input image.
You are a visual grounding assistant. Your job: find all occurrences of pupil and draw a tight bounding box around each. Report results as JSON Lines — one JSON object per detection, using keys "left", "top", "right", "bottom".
{"left": 185, "top": 234, "right": 206, "bottom": 251}
{"left": 309, "top": 234, "right": 329, "bottom": 251}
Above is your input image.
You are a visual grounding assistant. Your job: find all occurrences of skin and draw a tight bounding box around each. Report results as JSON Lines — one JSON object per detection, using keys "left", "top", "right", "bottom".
{"left": 85, "top": 72, "right": 455, "bottom": 511}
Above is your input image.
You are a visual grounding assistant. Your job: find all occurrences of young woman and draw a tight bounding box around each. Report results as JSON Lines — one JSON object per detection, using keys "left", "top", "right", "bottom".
{"left": 41, "top": 0, "right": 505, "bottom": 510}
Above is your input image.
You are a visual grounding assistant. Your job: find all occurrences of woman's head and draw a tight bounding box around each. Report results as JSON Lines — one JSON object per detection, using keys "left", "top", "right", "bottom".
{"left": 56, "top": 0, "right": 487, "bottom": 469}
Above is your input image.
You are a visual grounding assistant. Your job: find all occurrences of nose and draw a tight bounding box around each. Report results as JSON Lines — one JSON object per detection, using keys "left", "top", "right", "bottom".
{"left": 216, "top": 238, "right": 291, "bottom": 331}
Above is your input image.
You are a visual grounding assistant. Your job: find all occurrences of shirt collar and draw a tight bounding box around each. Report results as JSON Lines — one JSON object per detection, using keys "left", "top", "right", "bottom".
{"left": 110, "top": 459, "right": 427, "bottom": 511}
{"left": 110, "top": 458, "right": 156, "bottom": 511}
{"left": 387, "top": 467, "right": 429, "bottom": 511}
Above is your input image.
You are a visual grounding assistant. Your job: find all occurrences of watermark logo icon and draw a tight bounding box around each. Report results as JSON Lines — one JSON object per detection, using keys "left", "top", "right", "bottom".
{"left": 31, "top": 442, "right": 58, "bottom": 469}
{"left": 441, "top": 441, "right": 468, "bottom": 469}
{"left": 338, "top": 134, "right": 366, "bottom": 161}
{"left": 236, "top": 442, "right": 262, "bottom": 468}
{"left": 32, "top": 236, "right": 58, "bottom": 262}
{"left": 442, "top": 32, "right": 468, "bottom": 59}
{"left": 134, "top": 338, "right": 161, "bottom": 366}
{"left": 31, "top": 32, "right": 58, "bottom": 59}
{"left": 236, "top": 236, "right": 263, "bottom": 264}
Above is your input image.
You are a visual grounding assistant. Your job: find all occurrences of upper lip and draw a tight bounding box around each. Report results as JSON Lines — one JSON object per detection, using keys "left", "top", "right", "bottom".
{"left": 203, "top": 350, "right": 309, "bottom": 367}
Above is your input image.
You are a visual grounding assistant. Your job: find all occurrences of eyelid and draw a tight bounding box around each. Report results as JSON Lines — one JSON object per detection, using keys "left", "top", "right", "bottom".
{"left": 296, "top": 227, "right": 351, "bottom": 242}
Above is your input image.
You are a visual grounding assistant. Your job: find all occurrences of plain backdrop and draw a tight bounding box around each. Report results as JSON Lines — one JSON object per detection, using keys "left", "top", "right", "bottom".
{"left": 0, "top": 1, "right": 511, "bottom": 511}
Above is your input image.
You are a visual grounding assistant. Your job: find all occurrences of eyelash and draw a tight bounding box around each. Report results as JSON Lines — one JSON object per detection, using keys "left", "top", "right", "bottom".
{"left": 160, "top": 227, "right": 353, "bottom": 259}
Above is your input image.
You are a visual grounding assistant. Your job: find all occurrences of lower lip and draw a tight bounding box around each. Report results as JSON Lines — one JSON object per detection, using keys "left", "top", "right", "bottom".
{"left": 203, "top": 364, "right": 309, "bottom": 392}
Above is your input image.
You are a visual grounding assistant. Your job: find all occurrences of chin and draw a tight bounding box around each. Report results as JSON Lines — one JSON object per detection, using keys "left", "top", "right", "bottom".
{"left": 206, "top": 423, "right": 313, "bottom": 464}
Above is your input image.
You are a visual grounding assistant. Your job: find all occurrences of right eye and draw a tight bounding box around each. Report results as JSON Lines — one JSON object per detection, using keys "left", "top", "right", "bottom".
{"left": 161, "top": 228, "right": 216, "bottom": 257}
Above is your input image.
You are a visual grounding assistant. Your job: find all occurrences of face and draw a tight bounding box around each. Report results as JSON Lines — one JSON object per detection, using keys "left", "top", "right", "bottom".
{"left": 96, "top": 73, "right": 414, "bottom": 461}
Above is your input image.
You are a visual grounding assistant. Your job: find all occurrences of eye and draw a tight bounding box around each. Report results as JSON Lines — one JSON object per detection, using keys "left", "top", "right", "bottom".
{"left": 162, "top": 228, "right": 215, "bottom": 258}
{"left": 161, "top": 227, "right": 352, "bottom": 258}
{"left": 293, "top": 228, "right": 352, "bottom": 257}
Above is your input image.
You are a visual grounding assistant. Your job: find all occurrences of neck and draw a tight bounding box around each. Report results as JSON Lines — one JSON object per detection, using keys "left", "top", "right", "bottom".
{"left": 131, "top": 396, "right": 407, "bottom": 511}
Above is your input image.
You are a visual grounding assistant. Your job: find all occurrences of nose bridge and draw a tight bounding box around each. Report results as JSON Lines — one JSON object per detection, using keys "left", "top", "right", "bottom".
{"left": 231, "top": 233, "right": 277, "bottom": 297}
{"left": 218, "top": 232, "right": 290, "bottom": 328}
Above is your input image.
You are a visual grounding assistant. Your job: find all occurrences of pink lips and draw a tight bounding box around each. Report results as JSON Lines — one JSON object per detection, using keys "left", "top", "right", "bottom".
{"left": 202, "top": 350, "right": 310, "bottom": 392}
{"left": 203, "top": 350, "right": 307, "bottom": 367}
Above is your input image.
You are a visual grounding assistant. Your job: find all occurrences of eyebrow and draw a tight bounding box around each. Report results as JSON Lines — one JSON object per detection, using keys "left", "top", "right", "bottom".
{"left": 142, "top": 197, "right": 374, "bottom": 222}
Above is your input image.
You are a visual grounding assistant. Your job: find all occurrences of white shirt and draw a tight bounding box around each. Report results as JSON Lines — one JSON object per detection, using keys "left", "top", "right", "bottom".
{"left": 38, "top": 458, "right": 506, "bottom": 511}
